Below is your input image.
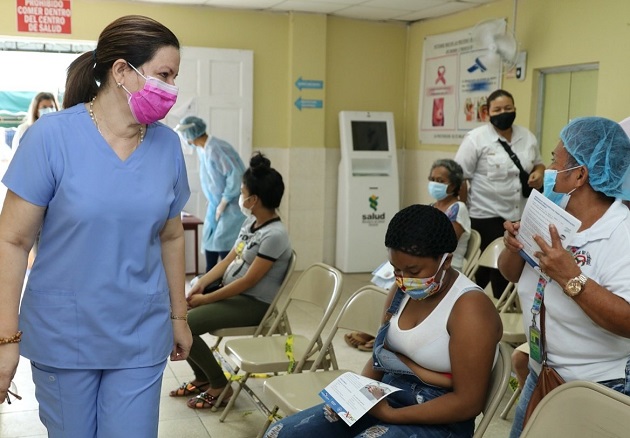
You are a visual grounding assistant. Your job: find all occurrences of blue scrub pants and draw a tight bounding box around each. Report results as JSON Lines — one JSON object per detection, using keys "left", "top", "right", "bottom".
{"left": 31, "top": 360, "right": 166, "bottom": 438}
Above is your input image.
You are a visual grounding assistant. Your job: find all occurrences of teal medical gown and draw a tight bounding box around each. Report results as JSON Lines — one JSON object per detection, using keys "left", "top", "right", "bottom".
{"left": 197, "top": 136, "right": 246, "bottom": 252}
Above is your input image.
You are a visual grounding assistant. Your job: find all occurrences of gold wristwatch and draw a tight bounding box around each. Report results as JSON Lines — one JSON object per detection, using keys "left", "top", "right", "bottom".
{"left": 564, "top": 273, "right": 588, "bottom": 297}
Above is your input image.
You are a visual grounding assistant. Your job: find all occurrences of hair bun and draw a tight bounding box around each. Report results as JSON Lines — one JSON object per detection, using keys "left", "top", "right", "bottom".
{"left": 249, "top": 152, "right": 271, "bottom": 170}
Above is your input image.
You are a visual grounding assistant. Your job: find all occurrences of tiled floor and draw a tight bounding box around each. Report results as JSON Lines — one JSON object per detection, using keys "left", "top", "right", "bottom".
{"left": 0, "top": 272, "right": 516, "bottom": 437}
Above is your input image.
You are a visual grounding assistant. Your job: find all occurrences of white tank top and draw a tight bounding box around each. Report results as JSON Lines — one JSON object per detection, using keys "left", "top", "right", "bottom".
{"left": 386, "top": 273, "right": 481, "bottom": 373}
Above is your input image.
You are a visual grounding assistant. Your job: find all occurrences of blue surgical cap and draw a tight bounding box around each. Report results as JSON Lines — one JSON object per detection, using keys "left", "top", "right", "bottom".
{"left": 175, "top": 116, "right": 206, "bottom": 141}
{"left": 560, "top": 116, "right": 630, "bottom": 199}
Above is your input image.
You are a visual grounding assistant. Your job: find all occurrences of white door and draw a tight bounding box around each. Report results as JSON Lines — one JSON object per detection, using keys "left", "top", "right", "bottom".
{"left": 163, "top": 46, "right": 253, "bottom": 273}
{"left": 165, "top": 46, "right": 253, "bottom": 220}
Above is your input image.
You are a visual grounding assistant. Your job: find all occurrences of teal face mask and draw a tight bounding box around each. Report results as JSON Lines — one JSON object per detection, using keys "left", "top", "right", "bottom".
{"left": 428, "top": 181, "right": 449, "bottom": 201}
{"left": 543, "top": 166, "right": 580, "bottom": 209}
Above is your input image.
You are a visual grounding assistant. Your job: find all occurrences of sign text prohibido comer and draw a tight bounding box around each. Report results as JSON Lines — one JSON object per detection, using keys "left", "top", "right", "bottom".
{"left": 16, "top": 0, "right": 72, "bottom": 35}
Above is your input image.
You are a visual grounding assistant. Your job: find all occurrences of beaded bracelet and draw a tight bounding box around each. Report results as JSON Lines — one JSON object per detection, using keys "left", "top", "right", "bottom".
{"left": 170, "top": 314, "right": 187, "bottom": 321}
{"left": 0, "top": 331, "right": 22, "bottom": 345}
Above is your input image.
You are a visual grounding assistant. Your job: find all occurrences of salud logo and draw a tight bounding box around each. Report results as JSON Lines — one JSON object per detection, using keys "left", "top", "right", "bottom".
{"left": 369, "top": 195, "right": 379, "bottom": 211}
{"left": 363, "top": 194, "right": 385, "bottom": 226}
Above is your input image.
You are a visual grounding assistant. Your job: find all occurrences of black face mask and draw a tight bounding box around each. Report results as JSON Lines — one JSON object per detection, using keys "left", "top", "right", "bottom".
{"left": 490, "top": 111, "right": 516, "bottom": 131}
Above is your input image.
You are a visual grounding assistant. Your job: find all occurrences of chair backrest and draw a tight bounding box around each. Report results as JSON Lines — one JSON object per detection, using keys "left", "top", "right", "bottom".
{"left": 463, "top": 229, "right": 482, "bottom": 278}
{"left": 208, "top": 250, "right": 297, "bottom": 346}
{"left": 473, "top": 342, "right": 511, "bottom": 438}
{"left": 309, "top": 285, "right": 388, "bottom": 371}
{"left": 268, "top": 262, "right": 344, "bottom": 372}
{"left": 255, "top": 249, "right": 297, "bottom": 336}
{"left": 475, "top": 236, "right": 505, "bottom": 271}
{"left": 520, "top": 380, "right": 630, "bottom": 438}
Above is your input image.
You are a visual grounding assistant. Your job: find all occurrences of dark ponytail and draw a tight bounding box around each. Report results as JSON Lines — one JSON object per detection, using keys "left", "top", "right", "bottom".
{"left": 63, "top": 52, "right": 99, "bottom": 108}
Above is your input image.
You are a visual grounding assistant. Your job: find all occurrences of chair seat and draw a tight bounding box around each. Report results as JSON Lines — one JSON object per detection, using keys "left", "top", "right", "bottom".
{"left": 212, "top": 326, "right": 258, "bottom": 339}
{"left": 224, "top": 335, "right": 320, "bottom": 373}
{"left": 500, "top": 313, "right": 526, "bottom": 344}
{"left": 263, "top": 369, "right": 348, "bottom": 414}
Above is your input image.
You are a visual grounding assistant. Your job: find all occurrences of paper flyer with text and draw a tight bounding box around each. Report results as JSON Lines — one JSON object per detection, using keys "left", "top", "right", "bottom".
{"left": 319, "top": 372, "right": 400, "bottom": 426}
{"left": 517, "top": 190, "right": 581, "bottom": 271}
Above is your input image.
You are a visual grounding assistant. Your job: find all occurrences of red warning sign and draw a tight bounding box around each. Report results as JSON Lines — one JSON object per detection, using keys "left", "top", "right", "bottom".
{"left": 16, "top": 0, "right": 72, "bottom": 34}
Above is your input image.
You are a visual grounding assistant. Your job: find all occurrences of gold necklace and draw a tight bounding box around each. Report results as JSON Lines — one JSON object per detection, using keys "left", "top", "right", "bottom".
{"left": 89, "top": 96, "right": 145, "bottom": 145}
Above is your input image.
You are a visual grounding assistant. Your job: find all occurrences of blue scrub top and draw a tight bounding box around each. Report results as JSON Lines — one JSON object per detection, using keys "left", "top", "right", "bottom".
{"left": 197, "top": 136, "right": 245, "bottom": 252}
{"left": 3, "top": 104, "right": 190, "bottom": 369}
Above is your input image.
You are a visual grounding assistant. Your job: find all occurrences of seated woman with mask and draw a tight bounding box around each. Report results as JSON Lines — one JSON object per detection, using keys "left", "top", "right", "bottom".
{"left": 348, "top": 161, "right": 472, "bottom": 352}
{"left": 428, "top": 158, "right": 471, "bottom": 272}
{"left": 169, "top": 152, "right": 292, "bottom": 409}
{"left": 266, "top": 205, "right": 502, "bottom": 438}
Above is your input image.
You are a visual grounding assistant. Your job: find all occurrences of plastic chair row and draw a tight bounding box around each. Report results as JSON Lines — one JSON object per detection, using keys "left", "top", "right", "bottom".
{"left": 212, "top": 262, "right": 345, "bottom": 423}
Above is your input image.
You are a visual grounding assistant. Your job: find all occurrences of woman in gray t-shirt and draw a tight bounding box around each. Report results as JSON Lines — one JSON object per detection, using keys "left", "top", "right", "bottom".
{"left": 169, "top": 152, "right": 292, "bottom": 409}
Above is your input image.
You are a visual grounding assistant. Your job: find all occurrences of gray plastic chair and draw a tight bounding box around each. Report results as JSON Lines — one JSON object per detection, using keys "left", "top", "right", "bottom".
{"left": 520, "top": 380, "right": 630, "bottom": 437}
{"left": 258, "top": 285, "right": 388, "bottom": 436}
{"left": 214, "top": 262, "right": 344, "bottom": 423}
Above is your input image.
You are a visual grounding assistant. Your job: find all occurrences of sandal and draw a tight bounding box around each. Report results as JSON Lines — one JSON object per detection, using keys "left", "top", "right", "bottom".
{"left": 187, "top": 391, "right": 232, "bottom": 409}
{"left": 344, "top": 332, "right": 374, "bottom": 349}
{"left": 357, "top": 339, "right": 375, "bottom": 352}
{"left": 169, "top": 381, "right": 210, "bottom": 397}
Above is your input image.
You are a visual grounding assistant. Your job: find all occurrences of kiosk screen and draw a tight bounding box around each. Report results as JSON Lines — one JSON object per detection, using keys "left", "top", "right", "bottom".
{"left": 351, "top": 121, "right": 388, "bottom": 151}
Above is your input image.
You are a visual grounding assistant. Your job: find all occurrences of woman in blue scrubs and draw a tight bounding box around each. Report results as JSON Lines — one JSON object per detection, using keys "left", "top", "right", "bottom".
{"left": 0, "top": 15, "right": 191, "bottom": 438}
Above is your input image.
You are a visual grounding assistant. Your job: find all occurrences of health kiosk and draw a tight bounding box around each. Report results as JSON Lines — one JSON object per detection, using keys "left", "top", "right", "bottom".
{"left": 336, "top": 111, "right": 399, "bottom": 273}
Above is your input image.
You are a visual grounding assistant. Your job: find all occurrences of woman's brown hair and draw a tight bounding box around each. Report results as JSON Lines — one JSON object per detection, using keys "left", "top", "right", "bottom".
{"left": 63, "top": 15, "right": 179, "bottom": 108}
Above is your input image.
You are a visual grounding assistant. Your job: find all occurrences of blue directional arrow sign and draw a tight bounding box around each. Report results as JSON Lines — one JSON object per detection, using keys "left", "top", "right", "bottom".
{"left": 295, "top": 77, "right": 324, "bottom": 90}
{"left": 294, "top": 97, "right": 323, "bottom": 111}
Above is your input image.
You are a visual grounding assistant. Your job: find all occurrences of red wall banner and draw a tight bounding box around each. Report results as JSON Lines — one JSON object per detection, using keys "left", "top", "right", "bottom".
{"left": 16, "top": 0, "right": 72, "bottom": 34}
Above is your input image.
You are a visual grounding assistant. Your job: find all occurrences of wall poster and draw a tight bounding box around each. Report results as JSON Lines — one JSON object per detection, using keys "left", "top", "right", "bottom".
{"left": 419, "top": 19, "right": 505, "bottom": 145}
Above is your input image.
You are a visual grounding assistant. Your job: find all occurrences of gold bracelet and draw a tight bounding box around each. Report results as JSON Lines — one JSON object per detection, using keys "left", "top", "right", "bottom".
{"left": 170, "top": 314, "right": 187, "bottom": 321}
{"left": 0, "top": 331, "right": 22, "bottom": 345}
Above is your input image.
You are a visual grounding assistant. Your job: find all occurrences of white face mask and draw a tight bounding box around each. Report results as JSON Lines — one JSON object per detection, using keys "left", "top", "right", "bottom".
{"left": 38, "top": 107, "right": 56, "bottom": 118}
{"left": 238, "top": 194, "right": 253, "bottom": 217}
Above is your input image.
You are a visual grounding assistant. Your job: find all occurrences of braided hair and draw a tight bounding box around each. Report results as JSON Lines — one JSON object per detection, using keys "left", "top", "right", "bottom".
{"left": 385, "top": 204, "right": 457, "bottom": 259}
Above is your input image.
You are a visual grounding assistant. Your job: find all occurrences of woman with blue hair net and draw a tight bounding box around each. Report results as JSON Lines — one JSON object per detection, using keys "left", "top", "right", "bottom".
{"left": 499, "top": 117, "right": 630, "bottom": 437}
{"left": 176, "top": 116, "right": 246, "bottom": 271}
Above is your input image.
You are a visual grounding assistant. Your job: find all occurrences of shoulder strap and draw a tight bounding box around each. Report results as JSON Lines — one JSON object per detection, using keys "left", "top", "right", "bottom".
{"left": 541, "top": 301, "right": 548, "bottom": 363}
{"left": 383, "top": 288, "right": 405, "bottom": 322}
{"left": 497, "top": 138, "right": 527, "bottom": 174}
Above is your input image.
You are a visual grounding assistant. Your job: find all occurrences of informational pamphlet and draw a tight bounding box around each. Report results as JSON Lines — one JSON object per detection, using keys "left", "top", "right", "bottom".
{"left": 517, "top": 190, "right": 582, "bottom": 271}
{"left": 370, "top": 261, "right": 396, "bottom": 290}
{"left": 319, "top": 372, "right": 400, "bottom": 426}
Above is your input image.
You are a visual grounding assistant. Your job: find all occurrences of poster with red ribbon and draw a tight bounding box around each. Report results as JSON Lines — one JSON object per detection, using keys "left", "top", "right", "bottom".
{"left": 419, "top": 19, "right": 503, "bottom": 145}
{"left": 16, "top": 0, "right": 72, "bottom": 35}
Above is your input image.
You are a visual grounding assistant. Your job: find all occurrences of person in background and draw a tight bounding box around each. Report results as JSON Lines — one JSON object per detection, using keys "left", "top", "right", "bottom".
{"left": 428, "top": 158, "right": 471, "bottom": 272}
{"left": 11, "top": 92, "right": 59, "bottom": 152}
{"left": 499, "top": 117, "right": 630, "bottom": 437}
{"left": 455, "top": 89, "right": 544, "bottom": 298}
{"left": 169, "top": 152, "right": 292, "bottom": 410}
{"left": 0, "top": 15, "right": 191, "bottom": 437}
{"left": 266, "top": 205, "right": 502, "bottom": 438}
{"left": 175, "top": 116, "right": 246, "bottom": 271}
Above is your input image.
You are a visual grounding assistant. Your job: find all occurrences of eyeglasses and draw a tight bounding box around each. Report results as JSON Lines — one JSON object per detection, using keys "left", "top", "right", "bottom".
{"left": 6, "top": 381, "right": 22, "bottom": 405}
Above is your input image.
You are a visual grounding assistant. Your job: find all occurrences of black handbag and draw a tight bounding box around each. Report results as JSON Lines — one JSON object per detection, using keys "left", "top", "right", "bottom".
{"left": 202, "top": 278, "right": 223, "bottom": 295}
{"left": 497, "top": 139, "right": 533, "bottom": 198}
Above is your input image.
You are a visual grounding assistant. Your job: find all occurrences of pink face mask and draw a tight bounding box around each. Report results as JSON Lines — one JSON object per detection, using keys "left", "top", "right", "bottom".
{"left": 123, "top": 63, "right": 178, "bottom": 124}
